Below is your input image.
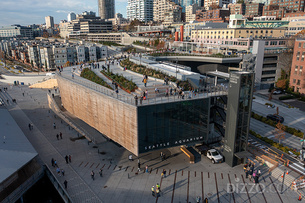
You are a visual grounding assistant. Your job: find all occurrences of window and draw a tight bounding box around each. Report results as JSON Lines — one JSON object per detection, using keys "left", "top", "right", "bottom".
{"left": 299, "top": 42, "right": 302, "bottom": 48}
{"left": 297, "top": 52, "right": 300, "bottom": 61}
{"left": 297, "top": 80, "right": 301, "bottom": 85}
{"left": 300, "top": 66, "right": 303, "bottom": 75}
{"left": 302, "top": 52, "right": 305, "bottom": 61}
{"left": 303, "top": 43, "right": 305, "bottom": 48}
{"left": 293, "top": 79, "right": 296, "bottom": 83}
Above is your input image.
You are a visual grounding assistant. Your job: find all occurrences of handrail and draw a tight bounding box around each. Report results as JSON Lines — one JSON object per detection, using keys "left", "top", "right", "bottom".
{"left": 57, "top": 73, "right": 228, "bottom": 106}
{"left": 44, "top": 165, "right": 73, "bottom": 203}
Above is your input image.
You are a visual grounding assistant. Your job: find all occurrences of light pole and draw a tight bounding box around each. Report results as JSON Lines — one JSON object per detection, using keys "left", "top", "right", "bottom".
{"left": 176, "top": 57, "right": 178, "bottom": 79}
{"left": 139, "top": 53, "right": 142, "bottom": 65}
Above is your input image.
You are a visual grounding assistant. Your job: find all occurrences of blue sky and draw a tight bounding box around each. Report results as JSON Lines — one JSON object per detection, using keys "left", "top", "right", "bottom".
{"left": 0, "top": 0, "right": 128, "bottom": 27}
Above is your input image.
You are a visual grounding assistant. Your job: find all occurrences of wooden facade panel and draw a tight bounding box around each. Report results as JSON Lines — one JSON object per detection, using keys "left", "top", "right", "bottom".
{"left": 57, "top": 77, "right": 139, "bottom": 155}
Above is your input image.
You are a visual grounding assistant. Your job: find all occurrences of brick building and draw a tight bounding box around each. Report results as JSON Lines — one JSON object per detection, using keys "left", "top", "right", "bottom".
{"left": 245, "top": 3, "right": 264, "bottom": 18}
{"left": 196, "top": 8, "right": 230, "bottom": 22}
{"left": 263, "top": 5, "right": 287, "bottom": 20}
{"left": 290, "top": 39, "right": 305, "bottom": 94}
{"left": 229, "top": 3, "right": 245, "bottom": 15}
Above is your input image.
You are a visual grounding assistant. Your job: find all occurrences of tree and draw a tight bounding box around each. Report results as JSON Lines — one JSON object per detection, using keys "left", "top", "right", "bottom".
{"left": 274, "top": 122, "right": 286, "bottom": 144}
{"left": 237, "top": 0, "right": 244, "bottom": 3}
{"left": 278, "top": 52, "right": 293, "bottom": 80}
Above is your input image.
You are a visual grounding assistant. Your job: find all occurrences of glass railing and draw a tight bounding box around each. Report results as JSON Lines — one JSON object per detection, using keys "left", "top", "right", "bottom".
{"left": 57, "top": 73, "right": 228, "bottom": 106}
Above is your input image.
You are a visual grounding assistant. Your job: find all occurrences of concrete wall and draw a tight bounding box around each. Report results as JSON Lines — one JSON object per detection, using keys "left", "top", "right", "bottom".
{"left": 57, "top": 77, "right": 139, "bottom": 155}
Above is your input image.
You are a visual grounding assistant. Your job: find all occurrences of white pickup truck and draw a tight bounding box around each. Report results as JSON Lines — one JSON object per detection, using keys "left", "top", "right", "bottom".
{"left": 206, "top": 149, "right": 223, "bottom": 164}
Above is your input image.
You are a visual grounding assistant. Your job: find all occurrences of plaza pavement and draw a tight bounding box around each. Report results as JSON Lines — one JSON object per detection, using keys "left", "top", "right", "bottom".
{"left": 0, "top": 81, "right": 302, "bottom": 203}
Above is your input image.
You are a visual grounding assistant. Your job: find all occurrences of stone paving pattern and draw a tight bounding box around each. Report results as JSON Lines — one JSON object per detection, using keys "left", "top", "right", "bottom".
{"left": 0, "top": 83, "right": 302, "bottom": 203}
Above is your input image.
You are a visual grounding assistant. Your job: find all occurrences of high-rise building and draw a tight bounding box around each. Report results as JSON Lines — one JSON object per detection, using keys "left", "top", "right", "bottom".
{"left": 185, "top": 4, "right": 201, "bottom": 22}
{"left": 45, "top": 16, "right": 54, "bottom": 29}
{"left": 127, "top": 0, "right": 153, "bottom": 22}
{"left": 98, "top": 0, "right": 115, "bottom": 19}
{"left": 68, "top": 12, "right": 76, "bottom": 22}
{"left": 153, "top": 0, "right": 182, "bottom": 23}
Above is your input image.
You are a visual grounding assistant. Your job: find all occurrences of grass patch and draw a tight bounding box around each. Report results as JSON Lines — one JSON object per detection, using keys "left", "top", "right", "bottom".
{"left": 80, "top": 68, "right": 113, "bottom": 90}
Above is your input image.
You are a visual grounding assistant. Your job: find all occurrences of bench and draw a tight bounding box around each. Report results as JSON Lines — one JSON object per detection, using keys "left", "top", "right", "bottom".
{"left": 180, "top": 146, "right": 195, "bottom": 164}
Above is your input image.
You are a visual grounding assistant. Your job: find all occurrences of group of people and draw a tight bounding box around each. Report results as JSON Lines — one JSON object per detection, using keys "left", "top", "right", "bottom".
{"left": 244, "top": 162, "right": 261, "bottom": 184}
{"left": 56, "top": 132, "right": 63, "bottom": 140}
{"left": 151, "top": 183, "right": 161, "bottom": 197}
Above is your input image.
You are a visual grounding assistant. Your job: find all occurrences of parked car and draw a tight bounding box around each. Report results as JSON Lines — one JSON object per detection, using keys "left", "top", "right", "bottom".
{"left": 273, "top": 90, "right": 282, "bottom": 95}
{"left": 206, "top": 149, "right": 223, "bottom": 164}
{"left": 46, "top": 72, "right": 55, "bottom": 76}
{"left": 267, "top": 114, "right": 284, "bottom": 123}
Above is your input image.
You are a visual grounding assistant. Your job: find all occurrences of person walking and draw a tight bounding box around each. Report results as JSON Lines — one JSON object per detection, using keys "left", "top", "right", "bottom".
{"left": 61, "top": 169, "right": 65, "bottom": 176}
{"left": 54, "top": 160, "right": 58, "bottom": 167}
{"left": 65, "top": 155, "right": 69, "bottom": 164}
{"left": 64, "top": 180, "right": 68, "bottom": 189}
{"left": 60, "top": 132, "right": 62, "bottom": 139}
{"left": 99, "top": 169, "right": 103, "bottom": 177}
{"left": 57, "top": 168, "right": 61, "bottom": 176}
{"left": 160, "top": 152, "right": 163, "bottom": 161}
{"left": 138, "top": 161, "right": 141, "bottom": 172}
{"left": 143, "top": 78, "right": 147, "bottom": 87}
{"left": 53, "top": 123, "right": 56, "bottom": 129}
{"left": 28, "top": 123, "right": 31, "bottom": 130}
{"left": 91, "top": 170, "right": 95, "bottom": 180}
{"left": 56, "top": 134, "right": 59, "bottom": 140}
{"left": 51, "top": 158, "right": 55, "bottom": 167}
{"left": 156, "top": 188, "right": 160, "bottom": 197}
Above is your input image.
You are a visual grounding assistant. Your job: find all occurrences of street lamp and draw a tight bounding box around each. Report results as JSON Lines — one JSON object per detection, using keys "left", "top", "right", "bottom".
{"left": 139, "top": 53, "right": 142, "bottom": 65}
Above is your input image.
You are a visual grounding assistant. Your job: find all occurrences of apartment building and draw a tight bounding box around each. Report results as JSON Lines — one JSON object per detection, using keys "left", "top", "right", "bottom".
{"left": 290, "top": 39, "right": 305, "bottom": 94}
{"left": 76, "top": 45, "right": 86, "bottom": 63}
{"left": 228, "top": 3, "right": 245, "bottom": 15}
{"left": 153, "top": 0, "right": 182, "bottom": 23}
{"left": 53, "top": 45, "right": 68, "bottom": 67}
{"left": 0, "top": 25, "right": 33, "bottom": 39}
{"left": 28, "top": 45, "right": 40, "bottom": 67}
{"left": 196, "top": 8, "right": 230, "bottom": 22}
{"left": 282, "top": 16, "right": 305, "bottom": 37}
{"left": 262, "top": 5, "right": 286, "bottom": 20}
{"left": 244, "top": 3, "right": 264, "bottom": 17}
{"left": 127, "top": 0, "right": 153, "bottom": 22}
{"left": 204, "top": 0, "right": 231, "bottom": 10}
{"left": 185, "top": 4, "right": 201, "bottom": 22}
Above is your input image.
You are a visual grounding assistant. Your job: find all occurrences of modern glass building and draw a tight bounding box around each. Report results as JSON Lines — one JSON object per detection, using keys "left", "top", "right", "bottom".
{"left": 138, "top": 98, "right": 210, "bottom": 153}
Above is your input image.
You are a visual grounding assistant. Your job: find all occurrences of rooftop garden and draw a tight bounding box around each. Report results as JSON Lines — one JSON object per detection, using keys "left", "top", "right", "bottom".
{"left": 120, "top": 58, "right": 192, "bottom": 90}
{"left": 80, "top": 68, "right": 113, "bottom": 90}
{"left": 100, "top": 70, "right": 137, "bottom": 93}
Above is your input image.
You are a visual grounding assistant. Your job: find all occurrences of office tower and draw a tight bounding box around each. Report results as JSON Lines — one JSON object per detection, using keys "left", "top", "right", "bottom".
{"left": 45, "top": 16, "right": 54, "bottom": 29}
{"left": 98, "top": 0, "right": 115, "bottom": 19}
{"left": 68, "top": 12, "right": 76, "bottom": 22}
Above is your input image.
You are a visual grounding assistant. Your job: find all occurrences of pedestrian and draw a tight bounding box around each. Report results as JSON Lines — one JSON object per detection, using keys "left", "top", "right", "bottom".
{"left": 56, "top": 134, "right": 59, "bottom": 140}
{"left": 156, "top": 183, "right": 161, "bottom": 192}
{"left": 151, "top": 186, "right": 155, "bottom": 197}
{"left": 61, "top": 169, "right": 65, "bottom": 176}
{"left": 69, "top": 155, "right": 72, "bottom": 163}
{"left": 156, "top": 188, "right": 160, "bottom": 197}
{"left": 57, "top": 168, "right": 61, "bottom": 176}
{"left": 196, "top": 196, "right": 201, "bottom": 203}
{"left": 143, "top": 78, "right": 147, "bottom": 87}
{"left": 60, "top": 132, "right": 62, "bottom": 139}
{"left": 22, "top": 92, "right": 24, "bottom": 96}
{"left": 53, "top": 123, "right": 56, "bottom": 129}
{"left": 64, "top": 180, "right": 68, "bottom": 189}
{"left": 129, "top": 154, "right": 133, "bottom": 161}
{"left": 146, "top": 165, "right": 149, "bottom": 173}
{"left": 99, "top": 169, "right": 103, "bottom": 177}
{"left": 163, "top": 169, "right": 166, "bottom": 178}
{"left": 160, "top": 152, "right": 163, "bottom": 161}
{"left": 91, "top": 170, "right": 95, "bottom": 180}
{"left": 65, "top": 155, "right": 69, "bottom": 164}
{"left": 51, "top": 158, "right": 55, "bottom": 167}
{"left": 28, "top": 123, "right": 31, "bottom": 130}
{"left": 54, "top": 160, "right": 58, "bottom": 167}
{"left": 138, "top": 162, "right": 141, "bottom": 172}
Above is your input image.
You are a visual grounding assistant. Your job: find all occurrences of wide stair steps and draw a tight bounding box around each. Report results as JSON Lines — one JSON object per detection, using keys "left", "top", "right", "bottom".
{"left": 135, "top": 84, "right": 173, "bottom": 99}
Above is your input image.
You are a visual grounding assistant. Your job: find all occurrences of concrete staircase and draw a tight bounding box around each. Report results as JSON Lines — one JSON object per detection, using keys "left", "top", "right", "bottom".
{"left": 135, "top": 84, "right": 173, "bottom": 99}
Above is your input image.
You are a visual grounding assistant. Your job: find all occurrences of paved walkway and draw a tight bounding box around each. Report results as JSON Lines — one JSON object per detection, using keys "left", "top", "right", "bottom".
{"left": 0, "top": 82, "right": 302, "bottom": 203}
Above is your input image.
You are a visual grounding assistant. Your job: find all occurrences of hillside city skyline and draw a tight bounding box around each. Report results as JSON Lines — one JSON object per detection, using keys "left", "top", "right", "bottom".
{"left": 0, "top": 0, "right": 128, "bottom": 27}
